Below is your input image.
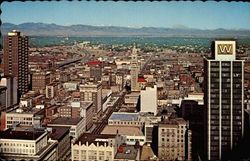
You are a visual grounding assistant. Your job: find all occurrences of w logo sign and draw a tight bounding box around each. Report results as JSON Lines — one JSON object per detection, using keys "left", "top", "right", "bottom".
{"left": 217, "top": 44, "right": 233, "bottom": 55}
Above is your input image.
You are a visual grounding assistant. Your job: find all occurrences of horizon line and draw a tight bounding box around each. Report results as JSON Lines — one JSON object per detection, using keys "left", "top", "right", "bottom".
{"left": 3, "top": 22, "right": 250, "bottom": 31}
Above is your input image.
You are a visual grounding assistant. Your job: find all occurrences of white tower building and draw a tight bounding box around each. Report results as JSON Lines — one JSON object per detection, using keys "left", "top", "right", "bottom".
{"left": 140, "top": 85, "right": 157, "bottom": 115}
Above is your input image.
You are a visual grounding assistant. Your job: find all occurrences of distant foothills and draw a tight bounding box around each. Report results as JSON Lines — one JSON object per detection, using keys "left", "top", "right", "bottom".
{"left": 2, "top": 22, "right": 250, "bottom": 38}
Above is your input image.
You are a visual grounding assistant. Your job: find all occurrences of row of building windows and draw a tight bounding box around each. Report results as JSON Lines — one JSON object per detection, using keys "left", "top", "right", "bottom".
{"left": 0, "top": 143, "right": 34, "bottom": 147}
{"left": 162, "top": 138, "right": 184, "bottom": 143}
{"left": 0, "top": 147, "right": 35, "bottom": 154}
{"left": 127, "top": 138, "right": 144, "bottom": 142}
{"left": 110, "top": 121, "right": 141, "bottom": 125}
{"left": 73, "top": 150, "right": 112, "bottom": 161}
{"left": 7, "top": 117, "right": 32, "bottom": 120}
{"left": 7, "top": 121, "right": 32, "bottom": 125}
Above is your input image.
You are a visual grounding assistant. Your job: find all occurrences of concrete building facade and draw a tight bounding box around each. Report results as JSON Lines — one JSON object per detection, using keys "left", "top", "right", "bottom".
{"left": 140, "top": 85, "right": 157, "bottom": 115}
{"left": 47, "top": 117, "right": 85, "bottom": 142}
{"left": 71, "top": 134, "right": 126, "bottom": 161}
{"left": 0, "top": 86, "right": 7, "bottom": 112}
{"left": 158, "top": 118, "right": 191, "bottom": 161}
{"left": 79, "top": 81, "right": 102, "bottom": 116}
{"left": 0, "top": 129, "right": 57, "bottom": 161}
{"left": 0, "top": 76, "right": 18, "bottom": 109}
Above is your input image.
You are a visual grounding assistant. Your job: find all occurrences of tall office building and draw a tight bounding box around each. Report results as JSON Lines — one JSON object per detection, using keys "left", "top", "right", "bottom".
{"left": 79, "top": 81, "right": 102, "bottom": 116}
{"left": 32, "top": 71, "right": 51, "bottom": 93}
{"left": 3, "top": 30, "right": 29, "bottom": 95}
{"left": 130, "top": 44, "right": 139, "bottom": 91}
{"left": 204, "top": 40, "right": 244, "bottom": 160}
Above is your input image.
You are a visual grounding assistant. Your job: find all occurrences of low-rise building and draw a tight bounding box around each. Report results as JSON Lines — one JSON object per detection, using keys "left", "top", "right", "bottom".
{"left": 0, "top": 128, "right": 57, "bottom": 161}
{"left": 72, "top": 133, "right": 126, "bottom": 161}
{"left": 124, "top": 92, "right": 140, "bottom": 106}
{"left": 63, "top": 81, "right": 79, "bottom": 91}
{"left": 47, "top": 117, "right": 85, "bottom": 141}
{"left": 102, "top": 96, "right": 119, "bottom": 113}
{"left": 108, "top": 112, "right": 143, "bottom": 127}
{"left": 3, "top": 107, "right": 44, "bottom": 130}
{"left": 48, "top": 126, "right": 71, "bottom": 160}
{"left": 101, "top": 125, "right": 146, "bottom": 146}
{"left": 59, "top": 101, "right": 94, "bottom": 131}
{"left": 158, "top": 118, "right": 192, "bottom": 161}
{"left": 114, "top": 144, "right": 141, "bottom": 161}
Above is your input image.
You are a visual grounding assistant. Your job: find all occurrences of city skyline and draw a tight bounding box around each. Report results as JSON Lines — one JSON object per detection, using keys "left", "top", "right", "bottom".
{"left": 1, "top": 1, "right": 250, "bottom": 30}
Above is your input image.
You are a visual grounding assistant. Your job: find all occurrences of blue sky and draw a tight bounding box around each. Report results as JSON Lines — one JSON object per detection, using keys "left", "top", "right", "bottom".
{"left": 1, "top": 1, "right": 250, "bottom": 29}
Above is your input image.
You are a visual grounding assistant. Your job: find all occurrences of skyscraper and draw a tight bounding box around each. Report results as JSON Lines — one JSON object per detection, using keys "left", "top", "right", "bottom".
{"left": 79, "top": 81, "right": 102, "bottom": 119}
{"left": 3, "top": 30, "right": 29, "bottom": 96}
{"left": 130, "top": 44, "right": 139, "bottom": 91}
{"left": 204, "top": 40, "right": 244, "bottom": 160}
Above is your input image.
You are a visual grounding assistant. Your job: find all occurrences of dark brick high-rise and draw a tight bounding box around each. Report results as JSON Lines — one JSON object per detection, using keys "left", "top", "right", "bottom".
{"left": 3, "top": 30, "right": 29, "bottom": 95}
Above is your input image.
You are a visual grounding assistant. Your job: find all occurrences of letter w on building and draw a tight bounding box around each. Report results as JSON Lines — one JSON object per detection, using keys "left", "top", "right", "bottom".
{"left": 218, "top": 44, "right": 232, "bottom": 54}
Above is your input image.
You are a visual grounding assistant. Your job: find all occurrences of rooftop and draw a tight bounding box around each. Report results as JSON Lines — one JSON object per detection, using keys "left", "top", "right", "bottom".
{"left": 109, "top": 112, "right": 139, "bottom": 121}
{"left": 0, "top": 128, "right": 45, "bottom": 140}
{"left": 159, "top": 118, "right": 187, "bottom": 127}
{"left": 101, "top": 125, "right": 143, "bottom": 136}
{"left": 86, "top": 60, "right": 102, "bottom": 66}
{"left": 75, "top": 133, "right": 116, "bottom": 145}
{"left": 80, "top": 101, "right": 93, "bottom": 109}
{"left": 115, "top": 145, "right": 139, "bottom": 160}
{"left": 79, "top": 81, "right": 102, "bottom": 87}
{"left": 47, "top": 126, "right": 70, "bottom": 141}
{"left": 48, "top": 117, "right": 82, "bottom": 125}
{"left": 8, "top": 107, "right": 43, "bottom": 115}
{"left": 125, "top": 92, "right": 140, "bottom": 97}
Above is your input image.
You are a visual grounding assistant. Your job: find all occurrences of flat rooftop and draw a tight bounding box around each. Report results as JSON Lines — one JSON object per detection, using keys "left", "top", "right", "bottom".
{"left": 48, "top": 117, "right": 82, "bottom": 125}
{"left": 47, "top": 126, "right": 70, "bottom": 141}
{"left": 8, "top": 107, "right": 43, "bottom": 115}
{"left": 80, "top": 101, "right": 93, "bottom": 109}
{"left": 75, "top": 133, "right": 116, "bottom": 146}
{"left": 125, "top": 92, "right": 140, "bottom": 97}
{"left": 0, "top": 128, "right": 45, "bottom": 140}
{"left": 109, "top": 112, "right": 139, "bottom": 121}
{"left": 159, "top": 118, "right": 186, "bottom": 127}
{"left": 115, "top": 145, "right": 139, "bottom": 160}
{"left": 101, "top": 125, "right": 143, "bottom": 136}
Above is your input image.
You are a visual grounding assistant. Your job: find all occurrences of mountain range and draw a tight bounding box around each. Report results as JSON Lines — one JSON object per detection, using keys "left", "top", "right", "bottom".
{"left": 2, "top": 22, "right": 250, "bottom": 38}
